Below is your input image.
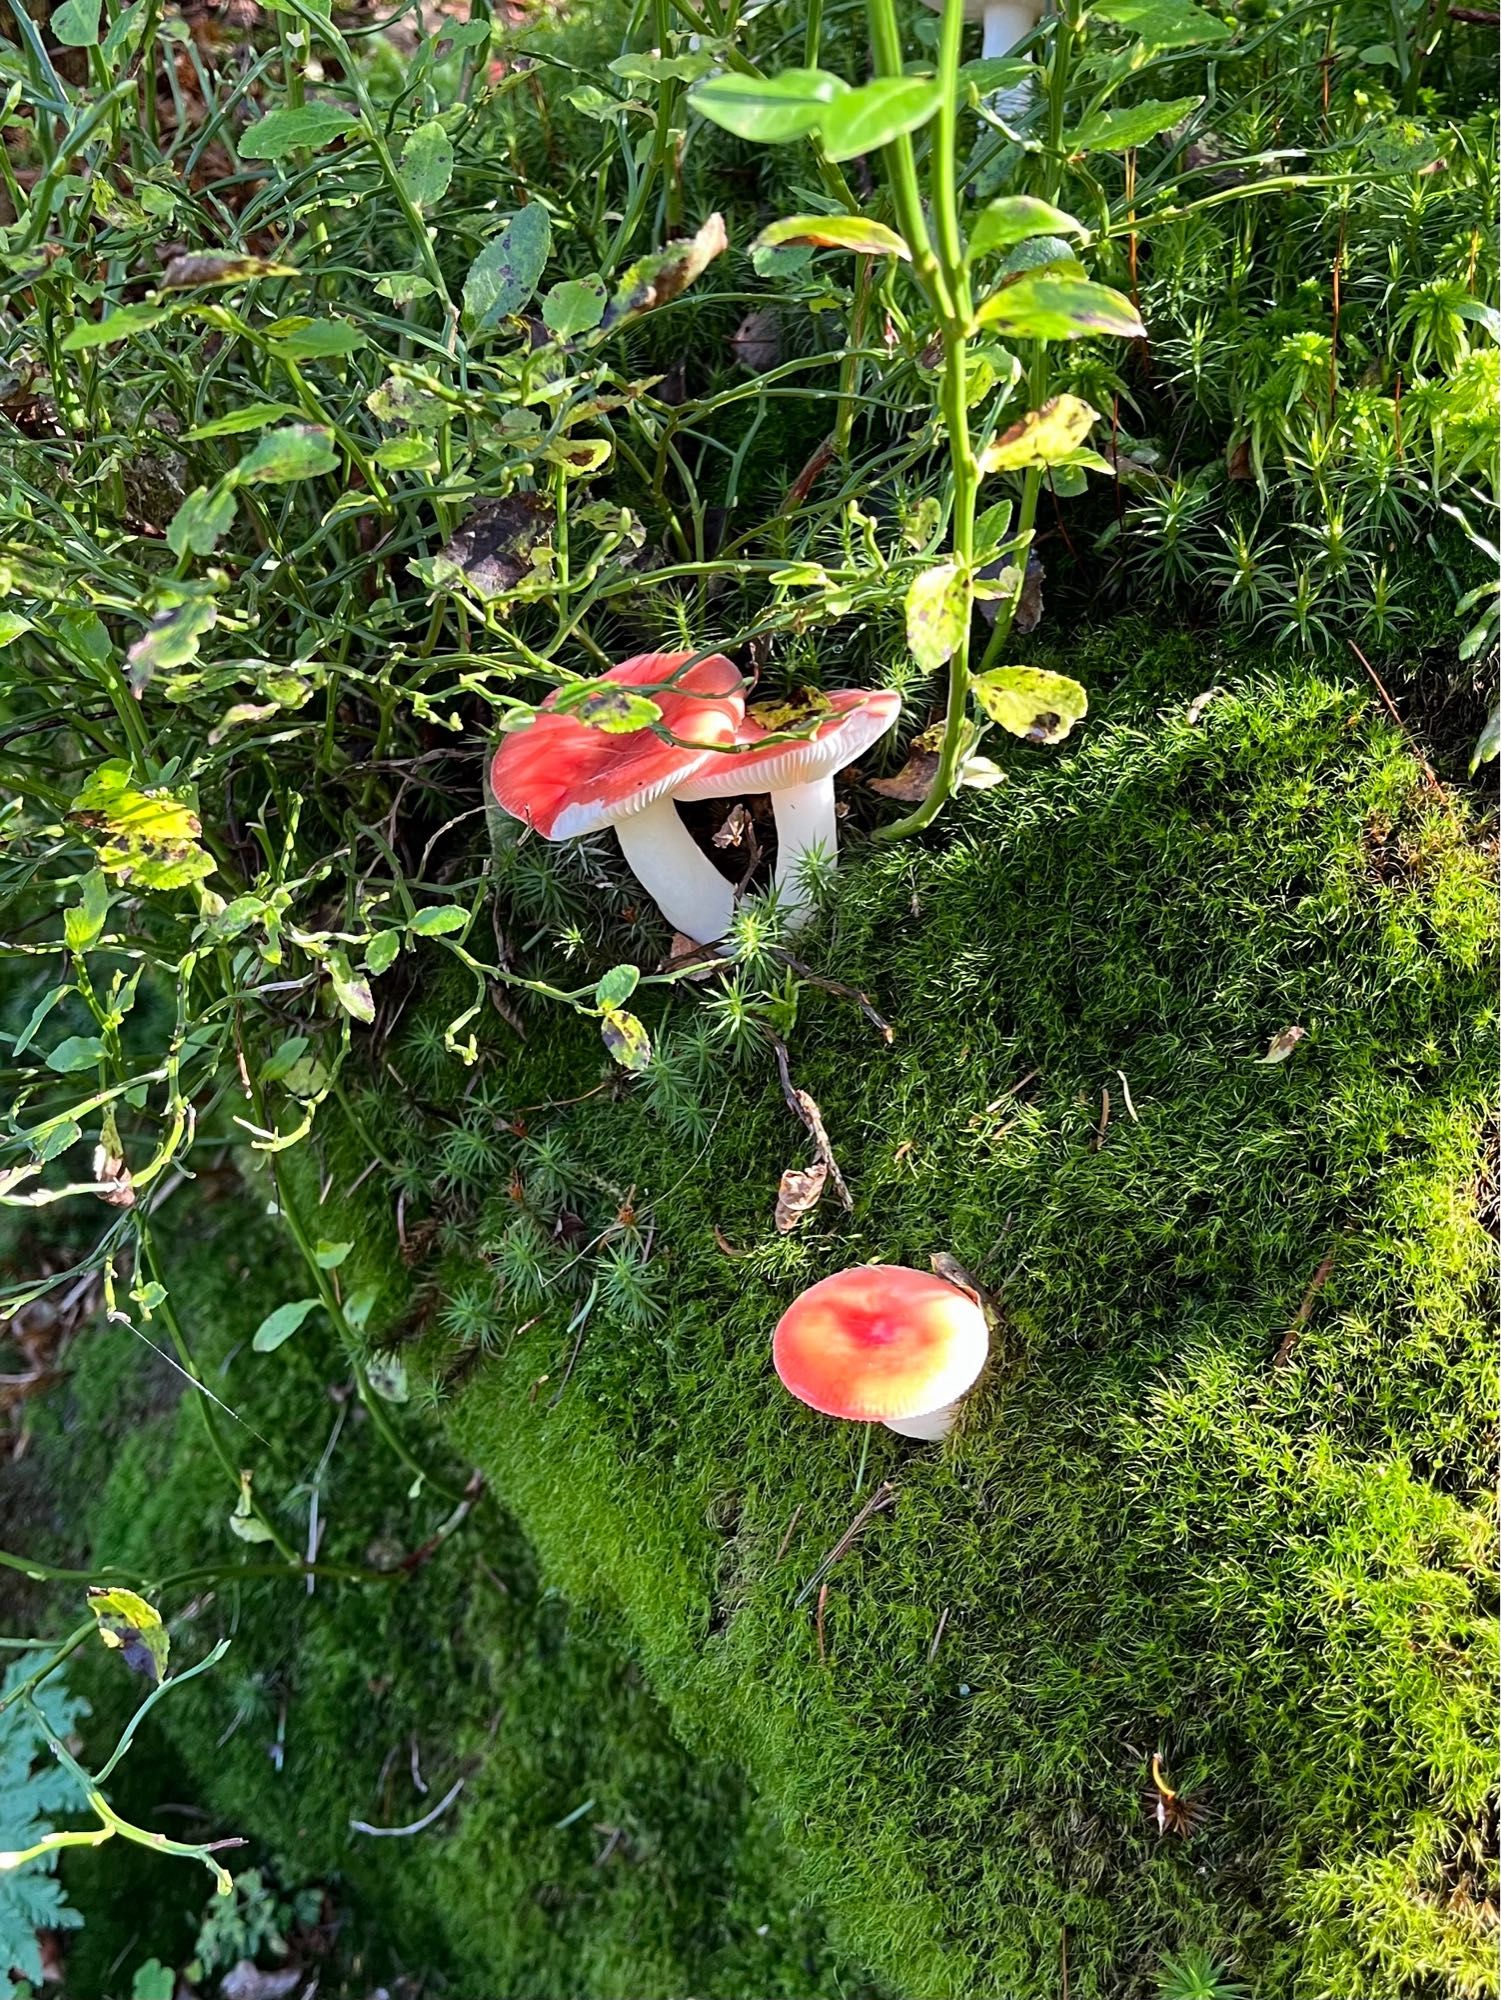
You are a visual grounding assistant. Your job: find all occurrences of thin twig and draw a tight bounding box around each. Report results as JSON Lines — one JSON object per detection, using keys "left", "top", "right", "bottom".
{"left": 350, "top": 1774, "right": 465, "bottom": 1838}
{"left": 815, "top": 1581, "right": 828, "bottom": 1663}
{"left": 1347, "top": 639, "right": 1442, "bottom": 791}
{"left": 927, "top": 1605, "right": 950, "bottom": 1664}
{"left": 772, "top": 950, "right": 894, "bottom": 1041}
{"left": 1092, "top": 1087, "right": 1111, "bottom": 1151}
{"left": 1273, "top": 1239, "right": 1343, "bottom": 1366}
{"left": 793, "top": 1482, "right": 896, "bottom": 1608}
{"left": 1115, "top": 1070, "right": 1139, "bottom": 1122}
{"left": 775, "top": 1504, "right": 803, "bottom": 1563}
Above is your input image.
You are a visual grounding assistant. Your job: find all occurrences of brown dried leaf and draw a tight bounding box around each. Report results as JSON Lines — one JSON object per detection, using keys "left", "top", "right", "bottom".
{"left": 868, "top": 723, "right": 944, "bottom": 804}
{"left": 775, "top": 1159, "right": 828, "bottom": 1233}
{"left": 712, "top": 802, "right": 753, "bottom": 849}
{"left": 929, "top": 1251, "right": 985, "bottom": 1308}
{"left": 1186, "top": 685, "right": 1226, "bottom": 726}
{"left": 437, "top": 495, "right": 551, "bottom": 599}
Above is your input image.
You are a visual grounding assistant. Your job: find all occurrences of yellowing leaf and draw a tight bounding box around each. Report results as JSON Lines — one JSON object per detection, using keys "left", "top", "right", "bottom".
{"left": 979, "top": 395, "right": 1099, "bottom": 474}
{"left": 905, "top": 562, "right": 971, "bottom": 675}
{"left": 88, "top": 1586, "right": 169, "bottom": 1684}
{"left": 69, "top": 761, "right": 215, "bottom": 891}
{"left": 972, "top": 666, "right": 1088, "bottom": 744}
{"left": 752, "top": 214, "right": 910, "bottom": 259}
{"left": 601, "top": 1007, "right": 651, "bottom": 1071}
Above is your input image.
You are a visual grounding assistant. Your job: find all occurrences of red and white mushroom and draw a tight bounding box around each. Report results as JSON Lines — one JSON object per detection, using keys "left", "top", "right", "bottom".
{"left": 489, "top": 652, "right": 745, "bottom": 943}
{"left": 773, "top": 1264, "right": 989, "bottom": 1440}
{"left": 676, "top": 689, "right": 899, "bottom": 926}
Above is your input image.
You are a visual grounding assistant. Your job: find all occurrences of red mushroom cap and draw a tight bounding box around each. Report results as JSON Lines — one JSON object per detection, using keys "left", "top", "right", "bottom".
{"left": 773, "top": 1264, "right": 988, "bottom": 1422}
{"left": 490, "top": 652, "right": 745, "bottom": 840}
{"left": 676, "top": 689, "right": 900, "bottom": 800}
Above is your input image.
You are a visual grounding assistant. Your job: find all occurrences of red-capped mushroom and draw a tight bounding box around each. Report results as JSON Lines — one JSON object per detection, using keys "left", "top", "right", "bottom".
{"left": 773, "top": 1264, "right": 988, "bottom": 1440}
{"left": 490, "top": 652, "right": 745, "bottom": 943}
{"left": 676, "top": 689, "right": 900, "bottom": 925}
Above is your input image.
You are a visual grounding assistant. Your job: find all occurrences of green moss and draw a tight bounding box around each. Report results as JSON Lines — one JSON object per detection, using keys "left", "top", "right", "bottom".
{"left": 315, "top": 623, "right": 1494, "bottom": 2000}
{"left": 43, "top": 1196, "right": 880, "bottom": 2000}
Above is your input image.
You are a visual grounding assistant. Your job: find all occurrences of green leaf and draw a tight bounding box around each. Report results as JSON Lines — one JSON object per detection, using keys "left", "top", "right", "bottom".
{"left": 972, "top": 666, "right": 1088, "bottom": 743}
{"left": 315, "top": 1239, "right": 352, "bottom": 1268}
{"left": 553, "top": 681, "right": 663, "bottom": 733}
{"left": 595, "top": 964, "right": 640, "bottom": 1009}
{"left": 87, "top": 1586, "right": 168, "bottom": 1684}
{"left": 462, "top": 203, "right": 552, "bottom": 332}
{"left": 51, "top": 0, "right": 101, "bottom": 45}
{"left": 126, "top": 597, "right": 217, "bottom": 689}
{"left": 979, "top": 395, "right": 1099, "bottom": 473}
{"left": 235, "top": 425, "right": 339, "bottom": 483}
{"left": 976, "top": 274, "right": 1144, "bottom": 341}
{"left": 60, "top": 302, "right": 171, "bottom": 351}
{"left": 365, "top": 1351, "right": 409, "bottom": 1402}
{"left": 968, "top": 196, "right": 1086, "bottom": 259}
{"left": 229, "top": 1467, "right": 276, "bottom": 1543}
{"left": 605, "top": 213, "right": 727, "bottom": 330}
{"left": 542, "top": 276, "right": 607, "bottom": 338}
{"left": 239, "top": 102, "right": 359, "bottom": 159}
{"left": 251, "top": 1296, "right": 320, "bottom": 1352}
{"left": 65, "top": 870, "right": 110, "bottom": 954}
{"left": 752, "top": 213, "right": 910, "bottom": 258}
{"left": 399, "top": 119, "right": 454, "bottom": 209}
{"left": 374, "top": 272, "right": 437, "bottom": 305}
{"left": 374, "top": 434, "right": 441, "bottom": 472}
{"left": 166, "top": 484, "right": 236, "bottom": 559}
{"left": 185, "top": 401, "right": 300, "bottom": 438}
{"left": 45, "top": 1035, "right": 106, "bottom": 1073}
{"left": 610, "top": 48, "right": 713, "bottom": 83}
{"left": 13, "top": 984, "right": 72, "bottom": 1059}
{"left": 687, "top": 67, "right": 848, "bottom": 143}
{"left": 1065, "top": 95, "right": 1202, "bottom": 153}
{"left": 1093, "top": 0, "right": 1230, "bottom": 47}
{"left": 905, "top": 562, "right": 971, "bottom": 674}
{"left": 601, "top": 1007, "right": 651, "bottom": 1072}
{"left": 327, "top": 948, "right": 374, "bottom": 1023}
{"left": 266, "top": 318, "right": 364, "bottom": 361}
{"left": 408, "top": 905, "right": 469, "bottom": 936}
{"left": 0, "top": 611, "right": 33, "bottom": 646}
{"left": 818, "top": 76, "right": 943, "bottom": 162}
{"left": 132, "top": 1960, "right": 175, "bottom": 2000}
{"left": 1470, "top": 697, "right": 1500, "bottom": 774}
{"left": 366, "top": 930, "right": 402, "bottom": 974}
{"left": 260, "top": 1033, "right": 309, "bottom": 1081}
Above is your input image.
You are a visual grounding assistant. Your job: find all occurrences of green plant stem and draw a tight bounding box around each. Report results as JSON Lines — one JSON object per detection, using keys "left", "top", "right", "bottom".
{"left": 873, "top": 0, "right": 978, "bottom": 839}
{"left": 0, "top": 1621, "right": 93, "bottom": 1719}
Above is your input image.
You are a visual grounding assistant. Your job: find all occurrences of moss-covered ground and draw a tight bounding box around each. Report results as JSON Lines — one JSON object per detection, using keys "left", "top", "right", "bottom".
{"left": 12, "top": 1196, "right": 881, "bottom": 1999}
{"left": 299, "top": 621, "right": 1497, "bottom": 2000}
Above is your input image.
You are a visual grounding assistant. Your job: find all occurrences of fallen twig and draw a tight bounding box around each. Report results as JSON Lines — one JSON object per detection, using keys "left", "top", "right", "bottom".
{"left": 772, "top": 950, "right": 894, "bottom": 1042}
{"left": 1347, "top": 639, "right": 1443, "bottom": 793}
{"left": 350, "top": 1773, "right": 465, "bottom": 1838}
{"left": 1273, "top": 1239, "right": 1343, "bottom": 1366}
{"left": 1092, "top": 1087, "right": 1111, "bottom": 1151}
{"left": 793, "top": 1481, "right": 896, "bottom": 1608}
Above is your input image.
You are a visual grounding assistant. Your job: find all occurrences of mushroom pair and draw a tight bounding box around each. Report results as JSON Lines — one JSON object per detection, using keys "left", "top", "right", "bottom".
{"left": 490, "top": 653, "right": 899, "bottom": 943}
{"left": 774, "top": 1264, "right": 988, "bottom": 1440}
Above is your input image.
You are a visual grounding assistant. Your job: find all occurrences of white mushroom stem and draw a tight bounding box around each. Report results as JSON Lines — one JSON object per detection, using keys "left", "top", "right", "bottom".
{"left": 983, "top": 0, "right": 1039, "bottom": 122}
{"left": 884, "top": 1398, "right": 962, "bottom": 1441}
{"left": 612, "top": 796, "right": 735, "bottom": 944}
{"left": 769, "top": 779, "right": 837, "bottom": 929}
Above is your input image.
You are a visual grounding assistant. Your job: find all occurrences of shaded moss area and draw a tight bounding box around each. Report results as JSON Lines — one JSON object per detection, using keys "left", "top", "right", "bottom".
{"left": 21, "top": 1195, "right": 881, "bottom": 2000}
{"left": 311, "top": 625, "right": 1497, "bottom": 2000}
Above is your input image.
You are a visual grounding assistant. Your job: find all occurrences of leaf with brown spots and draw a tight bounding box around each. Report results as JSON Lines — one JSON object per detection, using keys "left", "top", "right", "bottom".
{"left": 775, "top": 1159, "right": 828, "bottom": 1232}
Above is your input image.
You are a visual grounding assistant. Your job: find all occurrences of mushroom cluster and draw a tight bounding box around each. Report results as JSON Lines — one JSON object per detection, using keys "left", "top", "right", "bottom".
{"left": 490, "top": 654, "right": 900, "bottom": 943}
{"left": 773, "top": 1264, "right": 989, "bottom": 1440}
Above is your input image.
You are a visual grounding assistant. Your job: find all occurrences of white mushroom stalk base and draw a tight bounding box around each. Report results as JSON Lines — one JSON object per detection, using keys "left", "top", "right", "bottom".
{"left": 771, "top": 780, "right": 837, "bottom": 929}
{"left": 613, "top": 795, "right": 735, "bottom": 944}
{"left": 883, "top": 1399, "right": 962, "bottom": 1441}
{"left": 983, "top": 0, "right": 1038, "bottom": 122}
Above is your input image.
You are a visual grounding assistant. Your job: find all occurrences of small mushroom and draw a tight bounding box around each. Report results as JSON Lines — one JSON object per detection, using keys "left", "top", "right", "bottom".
{"left": 773, "top": 1264, "right": 989, "bottom": 1440}
{"left": 675, "top": 689, "right": 899, "bottom": 927}
{"left": 919, "top": 0, "right": 1044, "bottom": 120}
{"left": 489, "top": 652, "right": 746, "bottom": 944}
